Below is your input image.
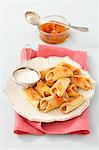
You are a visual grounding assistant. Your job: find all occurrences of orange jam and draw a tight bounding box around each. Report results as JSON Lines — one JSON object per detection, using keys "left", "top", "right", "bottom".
{"left": 39, "top": 21, "right": 70, "bottom": 44}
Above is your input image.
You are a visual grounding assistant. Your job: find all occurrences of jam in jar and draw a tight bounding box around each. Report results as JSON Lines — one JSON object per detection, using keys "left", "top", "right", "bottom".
{"left": 38, "top": 16, "right": 70, "bottom": 44}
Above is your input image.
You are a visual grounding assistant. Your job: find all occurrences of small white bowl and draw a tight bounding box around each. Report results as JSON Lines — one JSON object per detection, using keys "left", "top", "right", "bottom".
{"left": 11, "top": 66, "right": 41, "bottom": 88}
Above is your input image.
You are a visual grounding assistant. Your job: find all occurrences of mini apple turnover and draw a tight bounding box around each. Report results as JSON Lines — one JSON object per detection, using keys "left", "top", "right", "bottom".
{"left": 60, "top": 95, "right": 85, "bottom": 114}
{"left": 57, "top": 62, "right": 81, "bottom": 75}
{"left": 23, "top": 87, "right": 41, "bottom": 108}
{"left": 71, "top": 75, "right": 93, "bottom": 90}
{"left": 39, "top": 95, "right": 64, "bottom": 112}
{"left": 40, "top": 68, "right": 53, "bottom": 80}
{"left": 50, "top": 78, "right": 70, "bottom": 97}
{"left": 34, "top": 80, "right": 51, "bottom": 97}
{"left": 45, "top": 66, "right": 73, "bottom": 82}
{"left": 23, "top": 87, "right": 41, "bottom": 101}
{"left": 66, "top": 84, "right": 80, "bottom": 97}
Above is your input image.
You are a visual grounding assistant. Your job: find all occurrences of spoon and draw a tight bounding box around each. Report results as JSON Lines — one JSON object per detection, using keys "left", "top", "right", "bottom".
{"left": 25, "top": 11, "right": 89, "bottom": 32}
{"left": 24, "top": 44, "right": 32, "bottom": 69}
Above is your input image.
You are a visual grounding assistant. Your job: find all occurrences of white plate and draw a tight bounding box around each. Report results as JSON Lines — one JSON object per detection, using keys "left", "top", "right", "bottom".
{"left": 4, "top": 56, "right": 95, "bottom": 122}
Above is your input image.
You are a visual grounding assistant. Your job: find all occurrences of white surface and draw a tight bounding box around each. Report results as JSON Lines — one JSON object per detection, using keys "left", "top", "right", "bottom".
{"left": 4, "top": 56, "right": 94, "bottom": 122}
{"left": 0, "top": 1, "right": 99, "bottom": 150}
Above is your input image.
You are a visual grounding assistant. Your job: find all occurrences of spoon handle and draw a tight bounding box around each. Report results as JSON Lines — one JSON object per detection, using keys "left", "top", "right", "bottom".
{"left": 69, "top": 23, "right": 89, "bottom": 32}
{"left": 25, "top": 44, "right": 32, "bottom": 68}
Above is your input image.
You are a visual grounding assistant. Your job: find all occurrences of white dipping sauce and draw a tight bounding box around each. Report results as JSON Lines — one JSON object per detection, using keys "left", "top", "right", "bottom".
{"left": 14, "top": 68, "right": 39, "bottom": 84}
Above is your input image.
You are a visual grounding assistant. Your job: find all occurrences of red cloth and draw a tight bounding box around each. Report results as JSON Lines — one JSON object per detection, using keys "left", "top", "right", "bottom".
{"left": 14, "top": 45, "right": 90, "bottom": 135}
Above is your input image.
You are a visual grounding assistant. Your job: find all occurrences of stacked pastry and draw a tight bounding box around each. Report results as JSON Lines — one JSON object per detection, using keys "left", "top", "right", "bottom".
{"left": 23, "top": 62, "right": 93, "bottom": 114}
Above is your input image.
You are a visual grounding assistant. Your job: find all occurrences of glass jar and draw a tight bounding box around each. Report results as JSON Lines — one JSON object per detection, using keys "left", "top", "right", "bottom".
{"left": 38, "top": 15, "right": 70, "bottom": 44}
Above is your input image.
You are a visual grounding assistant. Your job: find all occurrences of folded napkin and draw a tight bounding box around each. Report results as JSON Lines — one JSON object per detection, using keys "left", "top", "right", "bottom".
{"left": 14, "top": 45, "right": 90, "bottom": 135}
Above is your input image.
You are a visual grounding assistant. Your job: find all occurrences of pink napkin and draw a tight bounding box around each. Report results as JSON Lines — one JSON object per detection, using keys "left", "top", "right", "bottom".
{"left": 14, "top": 45, "right": 90, "bottom": 135}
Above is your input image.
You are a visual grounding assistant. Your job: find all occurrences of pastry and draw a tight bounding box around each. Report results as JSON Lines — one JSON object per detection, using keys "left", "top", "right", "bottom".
{"left": 34, "top": 80, "right": 51, "bottom": 97}
{"left": 45, "top": 65, "right": 73, "bottom": 82}
{"left": 50, "top": 78, "right": 70, "bottom": 97}
{"left": 23, "top": 87, "right": 41, "bottom": 108}
{"left": 60, "top": 95, "right": 85, "bottom": 114}
{"left": 40, "top": 68, "right": 53, "bottom": 80}
{"left": 66, "top": 84, "right": 80, "bottom": 97}
{"left": 71, "top": 75, "right": 93, "bottom": 90}
{"left": 39, "top": 95, "right": 64, "bottom": 112}
{"left": 57, "top": 62, "right": 81, "bottom": 75}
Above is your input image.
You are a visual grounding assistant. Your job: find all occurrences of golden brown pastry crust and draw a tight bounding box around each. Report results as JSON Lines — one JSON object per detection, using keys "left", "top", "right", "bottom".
{"left": 57, "top": 62, "right": 81, "bottom": 75}
{"left": 70, "top": 75, "right": 93, "bottom": 90}
{"left": 39, "top": 95, "right": 64, "bottom": 112}
{"left": 66, "top": 84, "right": 80, "bottom": 97}
{"left": 40, "top": 68, "right": 53, "bottom": 80}
{"left": 62, "top": 92, "right": 70, "bottom": 101}
{"left": 34, "top": 80, "right": 51, "bottom": 97}
{"left": 23, "top": 87, "right": 41, "bottom": 109}
{"left": 43, "top": 80, "right": 55, "bottom": 87}
{"left": 23, "top": 87, "right": 41, "bottom": 101}
{"left": 45, "top": 66, "right": 73, "bottom": 82}
{"left": 60, "top": 95, "right": 85, "bottom": 114}
{"left": 50, "top": 78, "right": 70, "bottom": 97}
